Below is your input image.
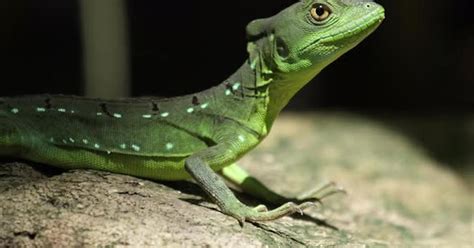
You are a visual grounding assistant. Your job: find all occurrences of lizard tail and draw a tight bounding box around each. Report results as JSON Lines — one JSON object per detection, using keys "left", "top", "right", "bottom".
{"left": 0, "top": 100, "right": 21, "bottom": 155}
{"left": 0, "top": 128, "right": 20, "bottom": 157}
{"left": 0, "top": 97, "right": 7, "bottom": 117}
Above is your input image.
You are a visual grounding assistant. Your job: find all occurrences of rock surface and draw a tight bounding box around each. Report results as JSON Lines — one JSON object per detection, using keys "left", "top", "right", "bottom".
{"left": 0, "top": 113, "right": 472, "bottom": 247}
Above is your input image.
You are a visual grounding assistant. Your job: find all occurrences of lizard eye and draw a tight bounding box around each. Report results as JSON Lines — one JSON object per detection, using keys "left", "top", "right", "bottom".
{"left": 310, "top": 4, "right": 331, "bottom": 22}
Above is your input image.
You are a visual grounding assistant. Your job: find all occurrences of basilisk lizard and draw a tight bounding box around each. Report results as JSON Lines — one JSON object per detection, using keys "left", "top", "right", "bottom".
{"left": 0, "top": 0, "right": 384, "bottom": 224}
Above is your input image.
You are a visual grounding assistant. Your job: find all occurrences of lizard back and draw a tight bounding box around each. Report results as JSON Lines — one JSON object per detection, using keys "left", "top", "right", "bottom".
{"left": 0, "top": 94, "right": 215, "bottom": 157}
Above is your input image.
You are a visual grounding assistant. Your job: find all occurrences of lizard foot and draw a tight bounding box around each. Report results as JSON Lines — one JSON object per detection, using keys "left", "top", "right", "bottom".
{"left": 224, "top": 201, "right": 316, "bottom": 226}
{"left": 293, "top": 181, "right": 347, "bottom": 205}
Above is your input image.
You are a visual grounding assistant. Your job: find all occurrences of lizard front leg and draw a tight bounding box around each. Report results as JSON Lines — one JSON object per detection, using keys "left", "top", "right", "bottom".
{"left": 184, "top": 144, "right": 314, "bottom": 225}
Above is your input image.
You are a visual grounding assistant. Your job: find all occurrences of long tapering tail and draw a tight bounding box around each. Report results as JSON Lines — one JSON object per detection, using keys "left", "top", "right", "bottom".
{"left": 0, "top": 99, "right": 22, "bottom": 155}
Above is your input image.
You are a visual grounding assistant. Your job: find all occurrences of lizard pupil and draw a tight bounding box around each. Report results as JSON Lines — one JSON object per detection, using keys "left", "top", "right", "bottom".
{"left": 310, "top": 3, "right": 331, "bottom": 22}
{"left": 316, "top": 5, "right": 325, "bottom": 16}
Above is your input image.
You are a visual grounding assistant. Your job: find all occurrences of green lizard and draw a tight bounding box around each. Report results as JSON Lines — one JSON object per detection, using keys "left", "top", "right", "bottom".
{"left": 0, "top": 0, "right": 384, "bottom": 224}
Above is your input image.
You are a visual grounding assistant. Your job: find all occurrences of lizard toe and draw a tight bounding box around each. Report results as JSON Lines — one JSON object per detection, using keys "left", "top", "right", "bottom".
{"left": 253, "top": 204, "right": 269, "bottom": 212}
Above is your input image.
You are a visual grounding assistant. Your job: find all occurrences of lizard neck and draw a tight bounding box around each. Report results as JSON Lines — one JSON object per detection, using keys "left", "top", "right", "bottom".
{"left": 207, "top": 61, "right": 270, "bottom": 138}
{"left": 264, "top": 69, "right": 320, "bottom": 127}
{"left": 224, "top": 61, "right": 257, "bottom": 90}
{"left": 219, "top": 60, "right": 320, "bottom": 136}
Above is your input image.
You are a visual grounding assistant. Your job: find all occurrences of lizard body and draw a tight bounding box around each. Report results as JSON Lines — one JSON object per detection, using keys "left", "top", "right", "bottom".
{"left": 0, "top": 0, "right": 384, "bottom": 223}
{"left": 0, "top": 80, "right": 265, "bottom": 180}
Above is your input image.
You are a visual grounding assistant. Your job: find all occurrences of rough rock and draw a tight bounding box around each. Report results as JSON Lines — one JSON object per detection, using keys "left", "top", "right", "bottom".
{"left": 1, "top": 113, "right": 472, "bottom": 247}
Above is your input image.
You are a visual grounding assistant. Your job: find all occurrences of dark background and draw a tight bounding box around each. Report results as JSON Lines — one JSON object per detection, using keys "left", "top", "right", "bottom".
{"left": 0, "top": 1, "right": 472, "bottom": 184}
{"left": 1, "top": 0, "right": 472, "bottom": 111}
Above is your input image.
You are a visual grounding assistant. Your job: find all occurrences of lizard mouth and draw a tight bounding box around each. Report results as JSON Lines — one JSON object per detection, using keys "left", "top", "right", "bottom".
{"left": 300, "top": 8, "right": 385, "bottom": 54}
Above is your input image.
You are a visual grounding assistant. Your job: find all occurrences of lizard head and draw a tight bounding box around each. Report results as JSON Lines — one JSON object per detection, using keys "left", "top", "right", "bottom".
{"left": 247, "top": 0, "right": 385, "bottom": 89}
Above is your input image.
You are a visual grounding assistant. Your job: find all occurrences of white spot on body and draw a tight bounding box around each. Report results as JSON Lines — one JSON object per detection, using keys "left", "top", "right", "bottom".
{"left": 161, "top": 112, "right": 169, "bottom": 117}
{"left": 57, "top": 108, "right": 66, "bottom": 113}
{"left": 94, "top": 143, "right": 100, "bottom": 149}
{"left": 62, "top": 139, "right": 68, "bottom": 144}
{"left": 113, "top": 113, "right": 122, "bottom": 118}
{"left": 187, "top": 107, "right": 194, "bottom": 113}
{"left": 82, "top": 139, "right": 89, "bottom": 144}
{"left": 131, "top": 144, "right": 141, "bottom": 152}
{"left": 142, "top": 114, "right": 152, "bottom": 119}
{"left": 200, "top": 103, "right": 209, "bottom": 109}
{"left": 120, "top": 144, "right": 127, "bottom": 149}
{"left": 70, "top": 110, "right": 75, "bottom": 114}
{"left": 238, "top": 135, "right": 246, "bottom": 142}
{"left": 250, "top": 60, "right": 257, "bottom": 70}
{"left": 97, "top": 112, "right": 103, "bottom": 116}
{"left": 49, "top": 137, "right": 55, "bottom": 142}
{"left": 69, "top": 138, "right": 75, "bottom": 143}
{"left": 225, "top": 89, "right": 232, "bottom": 96}
{"left": 166, "top": 143, "right": 174, "bottom": 150}
{"left": 11, "top": 108, "right": 19, "bottom": 114}
{"left": 36, "top": 107, "right": 46, "bottom": 112}
{"left": 232, "top": 83, "right": 241, "bottom": 91}
{"left": 107, "top": 151, "right": 112, "bottom": 155}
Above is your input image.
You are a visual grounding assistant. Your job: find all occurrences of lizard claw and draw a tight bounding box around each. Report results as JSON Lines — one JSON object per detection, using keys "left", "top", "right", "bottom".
{"left": 292, "top": 202, "right": 316, "bottom": 215}
{"left": 295, "top": 181, "right": 347, "bottom": 205}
